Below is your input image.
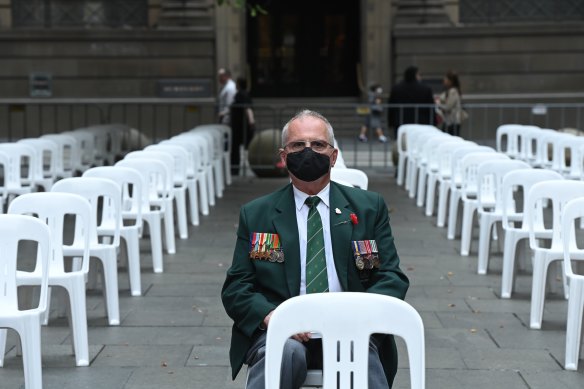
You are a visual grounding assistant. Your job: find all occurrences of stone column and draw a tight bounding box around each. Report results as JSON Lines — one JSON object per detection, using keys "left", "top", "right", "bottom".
{"left": 214, "top": 4, "right": 245, "bottom": 81}
{"left": 361, "top": 0, "right": 394, "bottom": 97}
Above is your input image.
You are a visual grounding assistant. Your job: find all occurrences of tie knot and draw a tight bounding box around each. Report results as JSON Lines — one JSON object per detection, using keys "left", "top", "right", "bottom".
{"left": 305, "top": 196, "right": 321, "bottom": 208}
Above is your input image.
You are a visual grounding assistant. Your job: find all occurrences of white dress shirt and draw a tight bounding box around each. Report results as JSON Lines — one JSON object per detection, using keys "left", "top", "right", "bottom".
{"left": 293, "top": 184, "right": 343, "bottom": 294}
{"left": 218, "top": 78, "right": 236, "bottom": 124}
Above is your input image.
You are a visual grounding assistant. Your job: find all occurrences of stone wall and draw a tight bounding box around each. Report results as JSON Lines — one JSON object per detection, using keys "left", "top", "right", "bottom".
{"left": 393, "top": 23, "right": 584, "bottom": 98}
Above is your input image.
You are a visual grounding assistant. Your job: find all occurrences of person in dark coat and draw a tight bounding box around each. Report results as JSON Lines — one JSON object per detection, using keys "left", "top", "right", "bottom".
{"left": 387, "top": 66, "right": 435, "bottom": 139}
{"left": 230, "top": 78, "right": 256, "bottom": 175}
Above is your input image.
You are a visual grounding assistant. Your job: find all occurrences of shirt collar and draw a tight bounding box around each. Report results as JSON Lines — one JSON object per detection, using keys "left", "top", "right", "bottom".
{"left": 293, "top": 183, "right": 330, "bottom": 211}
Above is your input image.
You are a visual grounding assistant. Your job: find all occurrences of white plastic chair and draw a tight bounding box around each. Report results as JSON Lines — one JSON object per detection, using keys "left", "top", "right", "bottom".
{"left": 560, "top": 197, "right": 584, "bottom": 370}
{"left": 531, "top": 129, "right": 559, "bottom": 169}
{"left": 170, "top": 133, "right": 212, "bottom": 214}
{"left": 415, "top": 133, "right": 458, "bottom": 207}
{"left": 0, "top": 143, "right": 37, "bottom": 203}
{"left": 405, "top": 126, "right": 441, "bottom": 195}
{"left": 458, "top": 153, "right": 509, "bottom": 256}
{"left": 41, "top": 133, "right": 80, "bottom": 178}
{"left": 557, "top": 136, "right": 584, "bottom": 179}
{"left": 18, "top": 138, "right": 59, "bottom": 191}
{"left": 52, "top": 177, "right": 122, "bottom": 326}
{"left": 495, "top": 124, "right": 523, "bottom": 158}
{"left": 0, "top": 214, "right": 51, "bottom": 389}
{"left": 525, "top": 180, "right": 584, "bottom": 329}
{"left": 516, "top": 125, "right": 541, "bottom": 165}
{"left": 145, "top": 144, "right": 190, "bottom": 238}
{"left": 191, "top": 126, "right": 225, "bottom": 199}
{"left": 125, "top": 150, "right": 177, "bottom": 254}
{"left": 116, "top": 158, "right": 166, "bottom": 273}
{"left": 428, "top": 140, "right": 475, "bottom": 220}
{"left": 83, "top": 166, "right": 144, "bottom": 296}
{"left": 475, "top": 160, "right": 531, "bottom": 274}
{"left": 265, "top": 293, "right": 425, "bottom": 389}
{"left": 64, "top": 130, "right": 98, "bottom": 172}
{"left": 333, "top": 139, "right": 347, "bottom": 168}
{"left": 395, "top": 124, "right": 435, "bottom": 187}
{"left": 331, "top": 167, "right": 368, "bottom": 190}
{"left": 444, "top": 146, "right": 494, "bottom": 238}
{"left": 499, "top": 169, "right": 563, "bottom": 299}
{"left": 8, "top": 192, "right": 91, "bottom": 366}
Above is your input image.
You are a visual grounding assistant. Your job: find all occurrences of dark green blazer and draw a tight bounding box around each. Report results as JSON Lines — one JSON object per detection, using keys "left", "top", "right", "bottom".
{"left": 221, "top": 182, "right": 409, "bottom": 385}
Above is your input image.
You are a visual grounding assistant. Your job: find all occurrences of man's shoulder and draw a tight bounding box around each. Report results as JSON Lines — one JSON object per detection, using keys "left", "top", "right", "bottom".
{"left": 332, "top": 181, "right": 381, "bottom": 203}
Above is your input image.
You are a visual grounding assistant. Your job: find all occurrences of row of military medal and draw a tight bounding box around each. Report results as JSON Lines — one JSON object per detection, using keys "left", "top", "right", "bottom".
{"left": 249, "top": 232, "right": 285, "bottom": 263}
{"left": 353, "top": 240, "right": 381, "bottom": 271}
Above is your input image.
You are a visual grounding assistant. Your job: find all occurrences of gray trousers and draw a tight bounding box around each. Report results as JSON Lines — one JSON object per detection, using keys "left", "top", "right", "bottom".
{"left": 245, "top": 332, "right": 389, "bottom": 389}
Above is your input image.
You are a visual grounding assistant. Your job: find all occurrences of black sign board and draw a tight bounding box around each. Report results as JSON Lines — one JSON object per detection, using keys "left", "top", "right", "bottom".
{"left": 156, "top": 79, "right": 212, "bottom": 98}
{"left": 30, "top": 72, "right": 52, "bottom": 97}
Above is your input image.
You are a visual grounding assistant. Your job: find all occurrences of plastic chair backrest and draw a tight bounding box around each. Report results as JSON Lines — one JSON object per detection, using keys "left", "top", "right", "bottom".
{"left": 41, "top": 133, "right": 80, "bottom": 175}
{"left": 194, "top": 123, "right": 231, "bottom": 153}
{"left": 159, "top": 139, "right": 201, "bottom": 177}
{"left": 517, "top": 125, "right": 541, "bottom": 162}
{"left": 0, "top": 214, "right": 51, "bottom": 313}
{"left": 51, "top": 177, "right": 122, "bottom": 247}
{"left": 526, "top": 180, "right": 584, "bottom": 251}
{"left": 172, "top": 133, "right": 210, "bottom": 169}
{"left": 500, "top": 169, "right": 563, "bottom": 231}
{"left": 191, "top": 127, "right": 222, "bottom": 161}
{"left": 449, "top": 146, "right": 495, "bottom": 188}
{"left": 145, "top": 144, "right": 188, "bottom": 187}
{"left": 423, "top": 135, "right": 462, "bottom": 171}
{"left": 460, "top": 152, "right": 509, "bottom": 201}
{"left": 8, "top": 192, "right": 92, "bottom": 275}
{"left": 333, "top": 139, "right": 347, "bottom": 168}
{"left": 265, "top": 293, "right": 425, "bottom": 389}
{"left": 435, "top": 140, "right": 476, "bottom": 179}
{"left": 64, "top": 130, "right": 96, "bottom": 169}
{"left": 18, "top": 138, "right": 58, "bottom": 181}
{"left": 476, "top": 159, "right": 531, "bottom": 213}
{"left": 496, "top": 124, "right": 523, "bottom": 157}
{"left": 116, "top": 158, "right": 168, "bottom": 211}
{"left": 331, "top": 168, "right": 368, "bottom": 190}
{"left": 0, "top": 143, "right": 35, "bottom": 190}
{"left": 561, "top": 197, "right": 584, "bottom": 279}
{"left": 125, "top": 151, "right": 174, "bottom": 199}
{"left": 83, "top": 166, "right": 144, "bottom": 229}
{"left": 533, "top": 129, "right": 558, "bottom": 168}
{"left": 557, "top": 136, "right": 584, "bottom": 177}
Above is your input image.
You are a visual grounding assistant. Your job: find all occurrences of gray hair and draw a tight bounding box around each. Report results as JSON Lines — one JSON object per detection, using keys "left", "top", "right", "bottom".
{"left": 281, "top": 110, "right": 335, "bottom": 146}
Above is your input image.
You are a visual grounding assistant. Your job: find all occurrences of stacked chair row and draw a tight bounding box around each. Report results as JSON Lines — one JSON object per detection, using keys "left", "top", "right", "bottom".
{"left": 396, "top": 123, "right": 584, "bottom": 372}
{"left": 0, "top": 123, "right": 232, "bottom": 389}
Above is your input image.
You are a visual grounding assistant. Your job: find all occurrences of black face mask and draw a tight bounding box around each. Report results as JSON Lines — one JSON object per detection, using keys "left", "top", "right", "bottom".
{"left": 286, "top": 147, "right": 331, "bottom": 182}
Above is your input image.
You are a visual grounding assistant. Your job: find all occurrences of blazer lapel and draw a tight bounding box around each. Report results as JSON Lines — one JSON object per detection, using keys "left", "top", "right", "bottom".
{"left": 329, "top": 183, "right": 354, "bottom": 291}
{"left": 273, "top": 184, "right": 301, "bottom": 297}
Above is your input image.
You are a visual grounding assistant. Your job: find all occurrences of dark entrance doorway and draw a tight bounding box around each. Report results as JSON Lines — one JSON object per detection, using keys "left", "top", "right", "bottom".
{"left": 247, "top": 0, "right": 360, "bottom": 97}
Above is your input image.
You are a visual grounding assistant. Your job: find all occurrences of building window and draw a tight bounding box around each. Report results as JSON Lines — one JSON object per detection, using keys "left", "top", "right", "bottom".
{"left": 12, "top": 0, "right": 148, "bottom": 28}
{"left": 460, "top": 0, "right": 584, "bottom": 24}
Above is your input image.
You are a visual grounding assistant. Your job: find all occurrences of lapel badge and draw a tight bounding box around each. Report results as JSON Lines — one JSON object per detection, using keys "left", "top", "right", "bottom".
{"left": 335, "top": 208, "right": 342, "bottom": 214}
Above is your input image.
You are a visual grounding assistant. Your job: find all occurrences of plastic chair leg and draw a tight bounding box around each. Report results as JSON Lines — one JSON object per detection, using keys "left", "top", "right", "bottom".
{"left": 100, "top": 250, "right": 120, "bottom": 326}
{"left": 145, "top": 215, "right": 164, "bottom": 273}
{"left": 460, "top": 201, "right": 476, "bottom": 256}
{"left": 501, "top": 233, "right": 521, "bottom": 299}
{"left": 19, "top": 315, "right": 44, "bottom": 389}
{"left": 163, "top": 199, "right": 176, "bottom": 254}
{"left": 397, "top": 155, "right": 406, "bottom": 186}
{"left": 41, "top": 287, "right": 52, "bottom": 325}
{"left": 530, "top": 252, "right": 549, "bottom": 329}
{"left": 425, "top": 175, "right": 437, "bottom": 217}
{"left": 416, "top": 167, "right": 426, "bottom": 207}
{"left": 206, "top": 169, "right": 215, "bottom": 206}
{"left": 67, "top": 278, "right": 89, "bottom": 366}
{"left": 0, "top": 328, "right": 6, "bottom": 367}
{"left": 477, "top": 214, "right": 493, "bottom": 274}
{"left": 408, "top": 165, "right": 418, "bottom": 198}
{"left": 214, "top": 161, "right": 224, "bottom": 198}
{"left": 174, "top": 189, "right": 188, "bottom": 239}
{"left": 564, "top": 280, "right": 583, "bottom": 370}
{"left": 198, "top": 176, "right": 209, "bottom": 216}
{"left": 436, "top": 183, "right": 450, "bottom": 227}
{"left": 447, "top": 190, "right": 460, "bottom": 240}
{"left": 224, "top": 153, "right": 232, "bottom": 186}
{"left": 123, "top": 228, "right": 142, "bottom": 296}
{"left": 187, "top": 180, "right": 200, "bottom": 226}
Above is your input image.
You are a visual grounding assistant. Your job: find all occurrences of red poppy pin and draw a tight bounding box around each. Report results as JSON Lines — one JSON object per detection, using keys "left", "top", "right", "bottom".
{"left": 350, "top": 213, "right": 358, "bottom": 225}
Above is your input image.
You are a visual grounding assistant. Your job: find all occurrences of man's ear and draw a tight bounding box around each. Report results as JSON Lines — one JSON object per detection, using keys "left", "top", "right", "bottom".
{"left": 279, "top": 148, "right": 287, "bottom": 167}
{"left": 330, "top": 148, "right": 338, "bottom": 168}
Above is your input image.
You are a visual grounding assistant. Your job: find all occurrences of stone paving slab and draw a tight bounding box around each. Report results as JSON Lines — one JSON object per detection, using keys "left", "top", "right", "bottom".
{"left": 1, "top": 173, "right": 583, "bottom": 388}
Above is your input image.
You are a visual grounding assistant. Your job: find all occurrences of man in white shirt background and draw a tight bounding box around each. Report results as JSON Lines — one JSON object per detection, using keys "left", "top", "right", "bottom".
{"left": 218, "top": 68, "right": 237, "bottom": 124}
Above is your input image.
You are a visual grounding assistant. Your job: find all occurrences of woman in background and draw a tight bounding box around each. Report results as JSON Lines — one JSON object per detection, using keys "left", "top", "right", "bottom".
{"left": 436, "top": 70, "right": 465, "bottom": 137}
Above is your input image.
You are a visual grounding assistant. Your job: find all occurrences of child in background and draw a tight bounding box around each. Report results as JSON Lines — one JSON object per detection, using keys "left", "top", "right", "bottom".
{"left": 359, "top": 84, "right": 388, "bottom": 143}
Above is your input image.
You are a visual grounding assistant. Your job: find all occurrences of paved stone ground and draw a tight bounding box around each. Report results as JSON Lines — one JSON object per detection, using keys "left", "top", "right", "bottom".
{"left": 1, "top": 170, "right": 583, "bottom": 388}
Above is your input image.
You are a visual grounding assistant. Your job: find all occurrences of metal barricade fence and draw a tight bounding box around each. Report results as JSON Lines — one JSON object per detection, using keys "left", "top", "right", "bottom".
{"left": 1, "top": 99, "right": 583, "bottom": 171}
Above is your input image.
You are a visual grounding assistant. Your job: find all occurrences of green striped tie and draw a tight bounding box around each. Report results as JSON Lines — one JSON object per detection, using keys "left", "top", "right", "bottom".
{"left": 305, "top": 196, "right": 328, "bottom": 294}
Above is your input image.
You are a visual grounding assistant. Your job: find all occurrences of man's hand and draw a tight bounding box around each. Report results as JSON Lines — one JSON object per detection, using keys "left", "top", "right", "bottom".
{"left": 263, "top": 311, "right": 312, "bottom": 342}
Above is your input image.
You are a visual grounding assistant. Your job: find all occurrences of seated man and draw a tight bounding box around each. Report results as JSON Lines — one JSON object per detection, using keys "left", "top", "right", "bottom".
{"left": 222, "top": 110, "right": 409, "bottom": 389}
